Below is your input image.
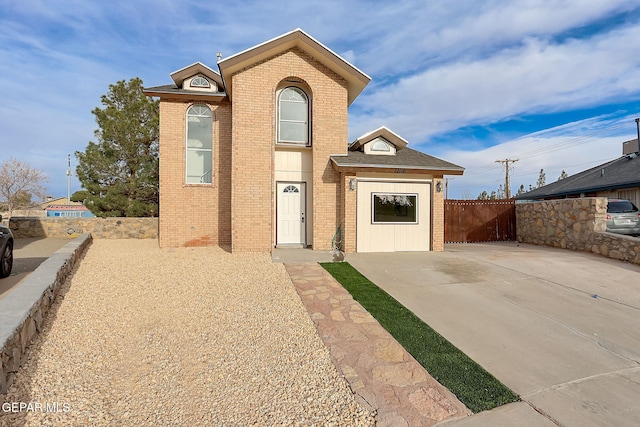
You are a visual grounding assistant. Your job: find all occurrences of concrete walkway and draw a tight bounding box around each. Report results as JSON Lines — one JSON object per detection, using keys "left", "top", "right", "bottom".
{"left": 347, "top": 242, "right": 640, "bottom": 426}
{"left": 285, "top": 263, "right": 470, "bottom": 426}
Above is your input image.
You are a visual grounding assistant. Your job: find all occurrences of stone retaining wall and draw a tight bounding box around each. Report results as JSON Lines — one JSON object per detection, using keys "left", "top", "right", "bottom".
{"left": 9, "top": 217, "right": 158, "bottom": 239}
{"left": 516, "top": 197, "right": 640, "bottom": 264}
{"left": 0, "top": 234, "right": 93, "bottom": 399}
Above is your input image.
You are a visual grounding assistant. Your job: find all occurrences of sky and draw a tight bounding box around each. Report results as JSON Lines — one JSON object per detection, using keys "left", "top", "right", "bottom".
{"left": 2, "top": 0, "right": 640, "bottom": 200}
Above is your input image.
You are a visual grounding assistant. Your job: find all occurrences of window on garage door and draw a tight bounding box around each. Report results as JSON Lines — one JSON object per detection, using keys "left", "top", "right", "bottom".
{"left": 372, "top": 193, "right": 418, "bottom": 224}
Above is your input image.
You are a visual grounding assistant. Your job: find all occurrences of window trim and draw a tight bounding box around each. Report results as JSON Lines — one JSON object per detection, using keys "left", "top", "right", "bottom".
{"left": 371, "top": 192, "right": 418, "bottom": 224}
{"left": 185, "top": 104, "right": 213, "bottom": 185}
{"left": 277, "top": 86, "right": 311, "bottom": 146}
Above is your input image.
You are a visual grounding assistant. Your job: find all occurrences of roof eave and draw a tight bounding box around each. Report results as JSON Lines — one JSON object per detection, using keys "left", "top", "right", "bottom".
{"left": 517, "top": 181, "right": 640, "bottom": 200}
{"left": 143, "top": 89, "right": 227, "bottom": 102}
{"left": 331, "top": 158, "right": 465, "bottom": 175}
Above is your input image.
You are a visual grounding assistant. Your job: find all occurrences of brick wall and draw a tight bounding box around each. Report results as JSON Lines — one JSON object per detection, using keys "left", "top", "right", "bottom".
{"left": 432, "top": 177, "right": 445, "bottom": 251}
{"left": 341, "top": 173, "right": 357, "bottom": 253}
{"left": 158, "top": 100, "right": 232, "bottom": 248}
{"left": 230, "top": 48, "right": 348, "bottom": 252}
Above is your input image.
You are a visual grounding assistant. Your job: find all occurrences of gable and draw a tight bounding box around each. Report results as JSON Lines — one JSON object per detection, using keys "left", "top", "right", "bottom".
{"left": 170, "top": 62, "right": 224, "bottom": 90}
{"left": 218, "top": 28, "right": 370, "bottom": 105}
{"left": 350, "top": 126, "right": 409, "bottom": 152}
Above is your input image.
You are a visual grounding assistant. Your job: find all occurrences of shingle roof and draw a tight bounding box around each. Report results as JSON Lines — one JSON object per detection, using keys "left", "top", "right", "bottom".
{"left": 331, "top": 147, "right": 464, "bottom": 173}
{"left": 514, "top": 153, "right": 640, "bottom": 200}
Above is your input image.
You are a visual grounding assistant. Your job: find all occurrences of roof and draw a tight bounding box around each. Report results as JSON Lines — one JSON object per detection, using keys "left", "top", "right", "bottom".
{"left": 45, "top": 204, "right": 90, "bottom": 211}
{"left": 170, "top": 62, "right": 224, "bottom": 88}
{"left": 143, "top": 84, "right": 227, "bottom": 101}
{"left": 515, "top": 153, "right": 640, "bottom": 200}
{"left": 331, "top": 147, "right": 465, "bottom": 174}
{"left": 218, "top": 28, "right": 371, "bottom": 105}
{"left": 350, "top": 126, "right": 408, "bottom": 151}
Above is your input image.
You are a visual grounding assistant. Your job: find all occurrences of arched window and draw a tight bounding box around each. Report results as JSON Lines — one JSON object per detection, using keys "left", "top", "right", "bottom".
{"left": 371, "top": 138, "right": 391, "bottom": 152}
{"left": 190, "top": 76, "right": 210, "bottom": 88}
{"left": 186, "top": 104, "right": 213, "bottom": 184}
{"left": 278, "top": 87, "right": 309, "bottom": 145}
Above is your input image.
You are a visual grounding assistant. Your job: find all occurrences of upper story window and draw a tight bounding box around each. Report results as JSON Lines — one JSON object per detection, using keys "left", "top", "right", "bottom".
{"left": 278, "top": 87, "right": 310, "bottom": 145}
{"left": 186, "top": 104, "right": 213, "bottom": 184}
{"left": 190, "top": 76, "right": 210, "bottom": 88}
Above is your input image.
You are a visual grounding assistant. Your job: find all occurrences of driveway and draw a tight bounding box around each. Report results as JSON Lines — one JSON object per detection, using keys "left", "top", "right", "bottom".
{"left": 347, "top": 242, "right": 640, "bottom": 426}
{"left": 0, "top": 237, "right": 69, "bottom": 299}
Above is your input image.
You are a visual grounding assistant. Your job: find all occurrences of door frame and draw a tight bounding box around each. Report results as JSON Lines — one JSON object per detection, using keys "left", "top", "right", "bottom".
{"left": 275, "top": 181, "right": 307, "bottom": 247}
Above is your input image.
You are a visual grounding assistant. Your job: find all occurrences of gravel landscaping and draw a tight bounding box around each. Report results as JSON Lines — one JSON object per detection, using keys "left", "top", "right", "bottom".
{"left": 1, "top": 240, "right": 374, "bottom": 426}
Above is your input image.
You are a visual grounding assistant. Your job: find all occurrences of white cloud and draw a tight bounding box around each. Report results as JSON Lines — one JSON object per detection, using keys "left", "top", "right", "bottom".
{"left": 350, "top": 23, "right": 640, "bottom": 143}
{"left": 440, "top": 115, "right": 638, "bottom": 199}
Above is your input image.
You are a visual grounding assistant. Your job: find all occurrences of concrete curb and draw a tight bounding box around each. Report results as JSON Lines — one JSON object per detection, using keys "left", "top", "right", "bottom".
{"left": 0, "top": 234, "right": 92, "bottom": 399}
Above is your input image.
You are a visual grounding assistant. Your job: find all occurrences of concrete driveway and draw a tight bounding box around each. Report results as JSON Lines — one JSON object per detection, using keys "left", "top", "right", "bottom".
{"left": 347, "top": 242, "right": 640, "bottom": 426}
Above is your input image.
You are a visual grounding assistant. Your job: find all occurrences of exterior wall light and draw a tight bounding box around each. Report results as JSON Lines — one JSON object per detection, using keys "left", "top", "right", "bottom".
{"left": 349, "top": 178, "right": 356, "bottom": 191}
{"left": 436, "top": 181, "right": 443, "bottom": 193}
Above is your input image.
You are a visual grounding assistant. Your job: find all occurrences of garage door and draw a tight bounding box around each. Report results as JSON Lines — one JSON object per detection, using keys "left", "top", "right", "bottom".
{"left": 357, "top": 181, "right": 430, "bottom": 252}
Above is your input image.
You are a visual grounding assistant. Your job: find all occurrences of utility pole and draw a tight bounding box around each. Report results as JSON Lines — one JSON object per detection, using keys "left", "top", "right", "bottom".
{"left": 445, "top": 177, "right": 454, "bottom": 200}
{"left": 495, "top": 159, "right": 518, "bottom": 198}
{"left": 67, "top": 154, "right": 71, "bottom": 206}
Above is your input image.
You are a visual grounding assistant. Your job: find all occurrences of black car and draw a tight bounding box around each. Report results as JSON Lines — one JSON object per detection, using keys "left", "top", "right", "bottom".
{"left": 0, "top": 220, "right": 13, "bottom": 278}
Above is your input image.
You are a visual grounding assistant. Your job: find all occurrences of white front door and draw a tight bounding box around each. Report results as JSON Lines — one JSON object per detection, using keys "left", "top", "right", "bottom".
{"left": 277, "top": 182, "right": 306, "bottom": 246}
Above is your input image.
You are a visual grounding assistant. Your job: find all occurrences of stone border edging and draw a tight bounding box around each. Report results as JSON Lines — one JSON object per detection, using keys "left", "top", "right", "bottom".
{"left": 0, "top": 233, "right": 93, "bottom": 399}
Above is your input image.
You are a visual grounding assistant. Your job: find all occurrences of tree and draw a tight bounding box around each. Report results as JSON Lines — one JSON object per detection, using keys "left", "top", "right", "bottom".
{"left": 536, "top": 168, "right": 546, "bottom": 189}
{"left": 76, "top": 78, "right": 159, "bottom": 217}
{"left": 70, "top": 190, "right": 90, "bottom": 203}
{"left": 477, "top": 190, "right": 489, "bottom": 200}
{"left": 516, "top": 184, "right": 526, "bottom": 196}
{"left": 0, "top": 158, "right": 48, "bottom": 217}
{"left": 557, "top": 170, "right": 568, "bottom": 181}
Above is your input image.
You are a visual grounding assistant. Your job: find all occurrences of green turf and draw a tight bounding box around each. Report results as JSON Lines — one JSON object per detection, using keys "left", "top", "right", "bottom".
{"left": 320, "top": 261, "right": 520, "bottom": 413}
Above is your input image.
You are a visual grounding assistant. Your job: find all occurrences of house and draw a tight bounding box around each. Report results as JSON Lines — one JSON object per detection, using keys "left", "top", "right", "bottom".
{"left": 515, "top": 138, "right": 640, "bottom": 205}
{"left": 44, "top": 204, "right": 94, "bottom": 218}
{"left": 41, "top": 196, "right": 74, "bottom": 208}
{"left": 144, "top": 29, "right": 464, "bottom": 253}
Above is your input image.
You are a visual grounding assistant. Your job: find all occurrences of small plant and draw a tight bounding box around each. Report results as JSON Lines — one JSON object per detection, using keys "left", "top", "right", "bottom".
{"left": 331, "top": 225, "right": 345, "bottom": 262}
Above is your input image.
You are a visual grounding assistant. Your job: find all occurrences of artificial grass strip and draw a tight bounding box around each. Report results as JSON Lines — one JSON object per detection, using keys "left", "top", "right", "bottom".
{"left": 320, "top": 261, "right": 519, "bottom": 413}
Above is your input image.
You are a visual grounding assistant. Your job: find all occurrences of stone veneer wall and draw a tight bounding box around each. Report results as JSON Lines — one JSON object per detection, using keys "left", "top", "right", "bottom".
{"left": 9, "top": 217, "right": 158, "bottom": 239}
{"left": 1, "top": 234, "right": 92, "bottom": 398}
{"left": 516, "top": 197, "right": 640, "bottom": 264}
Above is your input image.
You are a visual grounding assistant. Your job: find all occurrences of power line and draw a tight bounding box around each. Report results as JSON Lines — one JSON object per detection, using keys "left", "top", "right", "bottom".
{"left": 464, "top": 120, "right": 634, "bottom": 176}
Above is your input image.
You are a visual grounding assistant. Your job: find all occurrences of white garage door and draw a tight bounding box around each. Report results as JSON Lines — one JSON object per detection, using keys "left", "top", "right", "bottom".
{"left": 357, "top": 181, "right": 430, "bottom": 252}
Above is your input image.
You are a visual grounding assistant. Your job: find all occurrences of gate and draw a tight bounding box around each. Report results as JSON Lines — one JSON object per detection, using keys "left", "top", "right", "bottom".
{"left": 445, "top": 199, "right": 516, "bottom": 243}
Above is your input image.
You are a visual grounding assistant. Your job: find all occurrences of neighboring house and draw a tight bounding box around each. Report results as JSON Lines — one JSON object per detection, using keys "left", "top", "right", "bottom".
{"left": 41, "top": 196, "right": 75, "bottom": 208}
{"left": 44, "top": 204, "right": 94, "bottom": 218}
{"left": 144, "top": 29, "right": 464, "bottom": 253}
{"left": 515, "top": 138, "right": 640, "bottom": 205}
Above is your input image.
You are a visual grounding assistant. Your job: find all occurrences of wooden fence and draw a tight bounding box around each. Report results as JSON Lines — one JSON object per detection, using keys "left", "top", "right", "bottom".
{"left": 444, "top": 199, "right": 516, "bottom": 243}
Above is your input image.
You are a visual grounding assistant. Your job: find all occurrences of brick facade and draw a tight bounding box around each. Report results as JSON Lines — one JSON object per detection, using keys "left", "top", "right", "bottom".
{"left": 158, "top": 100, "right": 232, "bottom": 248}
{"left": 230, "top": 48, "right": 348, "bottom": 252}
{"left": 431, "top": 177, "right": 445, "bottom": 251}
